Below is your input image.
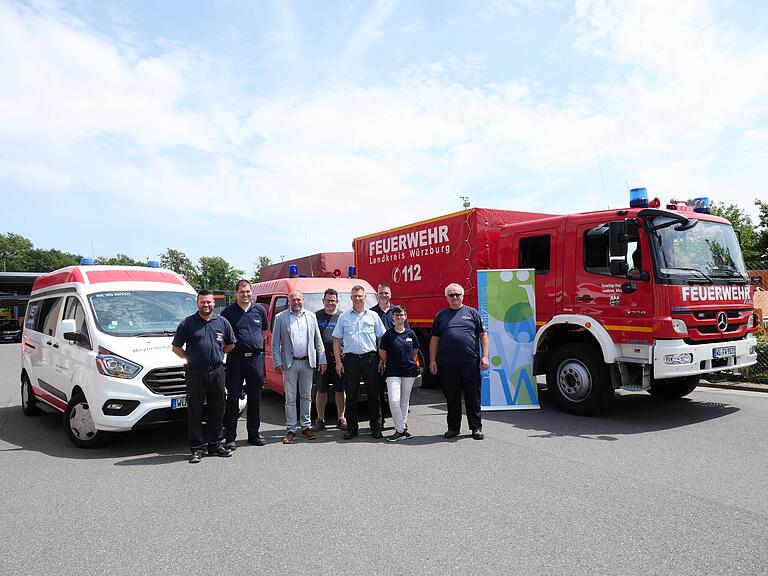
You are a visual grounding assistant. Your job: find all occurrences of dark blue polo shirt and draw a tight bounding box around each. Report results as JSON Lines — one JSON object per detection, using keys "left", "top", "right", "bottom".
{"left": 379, "top": 328, "right": 419, "bottom": 377}
{"left": 370, "top": 303, "right": 410, "bottom": 331}
{"left": 221, "top": 302, "right": 268, "bottom": 354}
{"left": 431, "top": 306, "right": 486, "bottom": 365}
{"left": 172, "top": 313, "right": 236, "bottom": 367}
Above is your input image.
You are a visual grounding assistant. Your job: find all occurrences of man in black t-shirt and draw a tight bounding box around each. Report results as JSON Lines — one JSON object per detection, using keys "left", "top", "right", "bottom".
{"left": 313, "top": 288, "right": 346, "bottom": 430}
{"left": 429, "top": 283, "right": 489, "bottom": 440}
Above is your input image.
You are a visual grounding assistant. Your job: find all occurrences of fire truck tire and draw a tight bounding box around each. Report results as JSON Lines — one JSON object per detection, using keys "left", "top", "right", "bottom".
{"left": 21, "top": 373, "right": 41, "bottom": 416}
{"left": 547, "top": 343, "right": 613, "bottom": 415}
{"left": 65, "top": 392, "right": 108, "bottom": 448}
{"left": 648, "top": 376, "right": 699, "bottom": 398}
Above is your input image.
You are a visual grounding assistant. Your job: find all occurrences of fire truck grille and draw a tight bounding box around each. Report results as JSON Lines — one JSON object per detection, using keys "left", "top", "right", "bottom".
{"left": 143, "top": 367, "right": 187, "bottom": 396}
{"left": 678, "top": 308, "right": 752, "bottom": 341}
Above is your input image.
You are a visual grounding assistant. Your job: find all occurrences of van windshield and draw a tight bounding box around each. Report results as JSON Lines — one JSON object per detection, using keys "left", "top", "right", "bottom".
{"left": 88, "top": 291, "right": 197, "bottom": 337}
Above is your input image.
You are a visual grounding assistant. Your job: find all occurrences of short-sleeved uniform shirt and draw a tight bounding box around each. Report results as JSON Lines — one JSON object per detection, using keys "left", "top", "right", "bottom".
{"left": 221, "top": 302, "right": 268, "bottom": 354}
{"left": 431, "top": 305, "right": 486, "bottom": 365}
{"left": 315, "top": 309, "right": 342, "bottom": 358}
{"left": 332, "top": 308, "right": 385, "bottom": 354}
{"left": 172, "top": 313, "right": 236, "bottom": 367}
{"left": 379, "top": 328, "right": 419, "bottom": 377}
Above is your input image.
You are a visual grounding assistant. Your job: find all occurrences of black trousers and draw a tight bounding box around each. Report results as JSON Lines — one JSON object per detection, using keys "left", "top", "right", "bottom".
{"left": 343, "top": 352, "right": 381, "bottom": 433}
{"left": 186, "top": 364, "right": 226, "bottom": 452}
{"left": 441, "top": 360, "right": 482, "bottom": 432}
{"left": 223, "top": 352, "right": 264, "bottom": 442}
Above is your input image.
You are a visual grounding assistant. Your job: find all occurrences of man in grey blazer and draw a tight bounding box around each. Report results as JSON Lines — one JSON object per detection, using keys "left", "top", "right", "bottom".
{"left": 272, "top": 290, "right": 327, "bottom": 443}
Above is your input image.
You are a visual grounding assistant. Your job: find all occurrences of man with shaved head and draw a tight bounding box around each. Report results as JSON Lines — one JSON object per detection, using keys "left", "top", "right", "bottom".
{"left": 272, "top": 290, "right": 327, "bottom": 444}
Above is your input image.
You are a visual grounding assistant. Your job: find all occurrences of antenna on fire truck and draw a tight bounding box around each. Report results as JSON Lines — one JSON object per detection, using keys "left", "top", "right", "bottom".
{"left": 460, "top": 196, "right": 470, "bottom": 209}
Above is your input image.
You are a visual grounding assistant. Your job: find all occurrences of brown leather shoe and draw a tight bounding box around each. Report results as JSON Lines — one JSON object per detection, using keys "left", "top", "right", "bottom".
{"left": 282, "top": 431, "right": 297, "bottom": 444}
{"left": 301, "top": 428, "right": 317, "bottom": 440}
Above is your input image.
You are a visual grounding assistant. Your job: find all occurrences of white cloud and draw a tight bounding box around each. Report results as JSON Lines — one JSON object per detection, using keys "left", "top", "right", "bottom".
{"left": 1, "top": 0, "right": 766, "bottom": 268}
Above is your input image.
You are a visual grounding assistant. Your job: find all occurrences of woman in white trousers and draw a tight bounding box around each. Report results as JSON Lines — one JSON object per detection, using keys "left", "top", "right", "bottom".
{"left": 378, "top": 306, "right": 420, "bottom": 442}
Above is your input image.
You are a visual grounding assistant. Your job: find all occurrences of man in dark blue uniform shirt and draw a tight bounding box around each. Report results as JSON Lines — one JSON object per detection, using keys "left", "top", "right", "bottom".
{"left": 172, "top": 289, "right": 237, "bottom": 463}
{"left": 429, "top": 283, "right": 489, "bottom": 440}
{"left": 221, "top": 279, "right": 269, "bottom": 448}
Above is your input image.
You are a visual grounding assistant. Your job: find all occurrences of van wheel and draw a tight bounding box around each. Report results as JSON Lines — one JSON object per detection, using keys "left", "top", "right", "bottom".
{"left": 65, "top": 392, "right": 107, "bottom": 448}
{"left": 546, "top": 343, "right": 614, "bottom": 415}
{"left": 648, "top": 376, "right": 699, "bottom": 398}
{"left": 21, "top": 374, "right": 41, "bottom": 416}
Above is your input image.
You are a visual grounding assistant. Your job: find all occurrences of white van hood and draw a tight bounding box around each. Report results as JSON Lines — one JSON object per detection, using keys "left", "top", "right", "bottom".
{"left": 99, "top": 335, "right": 183, "bottom": 369}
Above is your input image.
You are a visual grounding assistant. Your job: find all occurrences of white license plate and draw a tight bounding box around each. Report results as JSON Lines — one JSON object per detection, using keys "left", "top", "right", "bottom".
{"left": 171, "top": 397, "right": 187, "bottom": 409}
{"left": 713, "top": 346, "right": 736, "bottom": 359}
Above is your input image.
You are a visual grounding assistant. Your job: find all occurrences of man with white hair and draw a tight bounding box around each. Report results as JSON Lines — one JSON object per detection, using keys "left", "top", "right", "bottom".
{"left": 429, "top": 283, "right": 489, "bottom": 440}
{"left": 272, "top": 290, "right": 327, "bottom": 444}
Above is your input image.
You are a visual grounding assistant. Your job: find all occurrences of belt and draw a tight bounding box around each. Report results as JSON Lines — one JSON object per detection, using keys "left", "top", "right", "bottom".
{"left": 234, "top": 350, "right": 262, "bottom": 357}
{"left": 344, "top": 351, "right": 377, "bottom": 358}
{"left": 186, "top": 363, "right": 223, "bottom": 371}
{"left": 293, "top": 356, "right": 308, "bottom": 360}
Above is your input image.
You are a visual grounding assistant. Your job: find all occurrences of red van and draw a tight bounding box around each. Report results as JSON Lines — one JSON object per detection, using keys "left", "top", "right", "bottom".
{"left": 251, "top": 277, "right": 378, "bottom": 395}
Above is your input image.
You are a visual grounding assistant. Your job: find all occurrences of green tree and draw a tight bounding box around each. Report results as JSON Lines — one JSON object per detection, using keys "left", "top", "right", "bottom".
{"left": 754, "top": 199, "right": 768, "bottom": 263}
{"left": 0, "top": 233, "right": 33, "bottom": 271}
{"left": 95, "top": 253, "right": 145, "bottom": 266}
{"left": 26, "top": 248, "right": 82, "bottom": 272}
{"left": 196, "top": 256, "right": 244, "bottom": 291}
{"left": 251, "top": 255, "right": 273, "bottom": 283}
{"left": 159, "top": 248, "right": 198, "bottom": 279}
{"left": 711, "top": 202, "right": 758, "bottom": 262}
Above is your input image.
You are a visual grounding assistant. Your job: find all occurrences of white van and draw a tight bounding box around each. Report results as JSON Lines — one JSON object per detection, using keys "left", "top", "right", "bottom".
{"left": 20, "top": 264, "right": 245, "bottom": 448}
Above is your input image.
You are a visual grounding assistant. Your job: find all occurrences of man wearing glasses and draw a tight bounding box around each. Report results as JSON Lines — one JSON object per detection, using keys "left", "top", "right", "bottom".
{"left": 313, "top": 288, "right": 346, "bottom": 431}
{"left": 429, "top": 283, "right": 489, "bottom": 440}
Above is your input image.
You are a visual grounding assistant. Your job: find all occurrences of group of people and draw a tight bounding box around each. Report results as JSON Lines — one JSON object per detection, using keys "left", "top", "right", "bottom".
{"left": 171, "top": 280, "right": 489, "bottom": 464}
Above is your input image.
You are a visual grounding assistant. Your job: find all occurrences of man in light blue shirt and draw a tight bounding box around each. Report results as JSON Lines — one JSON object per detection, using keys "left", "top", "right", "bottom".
{"left": 272, "top": 291, "right": 327, "bottom": 444}
{"left": 332, "top": 285, "right": 385, "bottom": 439}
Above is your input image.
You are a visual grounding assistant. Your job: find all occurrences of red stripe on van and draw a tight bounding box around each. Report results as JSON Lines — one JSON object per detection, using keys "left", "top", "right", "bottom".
{"left": 32, "top": 268, "right": 85, "bottom": 291}
{"left": 32, "top": 386, "right": 67, "bottom": 411}
{"left": 86, "top": 270, "right": 184, "bottom": 285}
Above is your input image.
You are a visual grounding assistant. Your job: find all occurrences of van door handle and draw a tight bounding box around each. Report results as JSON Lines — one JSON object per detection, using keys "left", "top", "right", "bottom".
{"left": 46, "top": 340, "right": 53, "bottom": 345}
{"left": 52, "top": 343, "right": 59, "bottom": 348}
{"left": 575, "top": 295, "right": 593, "bottom": 302}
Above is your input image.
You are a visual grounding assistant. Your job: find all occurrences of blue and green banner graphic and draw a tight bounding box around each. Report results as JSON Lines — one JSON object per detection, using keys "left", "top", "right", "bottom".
{"left": 477, "top": 269, "right": 539, "bottom": 411}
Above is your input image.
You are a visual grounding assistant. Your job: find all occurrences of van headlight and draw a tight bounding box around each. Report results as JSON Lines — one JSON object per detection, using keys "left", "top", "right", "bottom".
{"left": 96, "top": 347, "right": 142, "bottom": 379}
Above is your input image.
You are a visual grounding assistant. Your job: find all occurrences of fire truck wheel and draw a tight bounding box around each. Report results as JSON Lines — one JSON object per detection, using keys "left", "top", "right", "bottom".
{"left": 65, "top": 392, "right": 108, "bottom": 448}
{"left": 648, "top": 376, "right": 699, "bottom": 398}
{"left": 547, "top": 343, "right": 613, "bottom": 415}
{"left": 21, "top": 373, "right": 41, "bottom": 416}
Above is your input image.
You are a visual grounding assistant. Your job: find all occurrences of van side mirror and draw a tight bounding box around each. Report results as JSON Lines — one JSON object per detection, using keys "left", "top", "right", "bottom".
{"left": 609, "top": 221, "right": 628, "bottom": 257}
{"left": 61, "top": 319, "right": 77, "bottom": 334}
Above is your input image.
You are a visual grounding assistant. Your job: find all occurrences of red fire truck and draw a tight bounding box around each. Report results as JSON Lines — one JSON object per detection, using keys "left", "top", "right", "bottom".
{"left": 355, "top": 199, "right": 758, "bottom": 415}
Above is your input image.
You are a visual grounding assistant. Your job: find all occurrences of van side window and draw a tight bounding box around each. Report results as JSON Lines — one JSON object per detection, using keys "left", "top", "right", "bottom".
{"left": 24, "top": 301, "right": 40, "bottom": 330}
{"left": 271, "top": 296, "right": 288, "bottom": 332}
{"left": 519, "top": 235, "right": 551, "bottom": 274}
{"left": 37, "top": 298, "right": 63, "bottom": 336}
{"left": 63, "top": 296, "right": 91, "bottom": 349}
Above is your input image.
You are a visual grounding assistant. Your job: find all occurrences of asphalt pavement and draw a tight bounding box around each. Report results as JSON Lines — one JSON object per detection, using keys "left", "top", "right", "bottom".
{"left": 1, "top": 342, "right": 767, "bottom": 576}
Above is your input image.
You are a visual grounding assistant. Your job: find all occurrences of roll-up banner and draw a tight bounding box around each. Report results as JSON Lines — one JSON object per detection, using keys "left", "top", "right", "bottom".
{"left": 477, "top": 269, "right": 539, "bottom": 411}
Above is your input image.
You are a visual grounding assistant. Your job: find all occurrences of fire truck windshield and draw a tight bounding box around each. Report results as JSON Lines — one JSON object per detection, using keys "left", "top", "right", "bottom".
{"left": 647, "top": 217, "right": 748, "bottom": 284}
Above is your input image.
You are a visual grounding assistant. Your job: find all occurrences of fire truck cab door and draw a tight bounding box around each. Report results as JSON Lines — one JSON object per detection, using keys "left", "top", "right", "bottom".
{"left": 570, "top": 220, "right": 654, "bottom": 346}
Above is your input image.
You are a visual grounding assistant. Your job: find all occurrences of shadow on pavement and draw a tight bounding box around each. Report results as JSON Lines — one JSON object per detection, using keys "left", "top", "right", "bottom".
{"left": 476, "top": 386, "right": 740, "bottom": 440}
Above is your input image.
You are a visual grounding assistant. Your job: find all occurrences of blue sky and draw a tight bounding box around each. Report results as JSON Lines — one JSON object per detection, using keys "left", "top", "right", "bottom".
{"left": 2, "top": 0, "right": 767, "bottom": 275}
